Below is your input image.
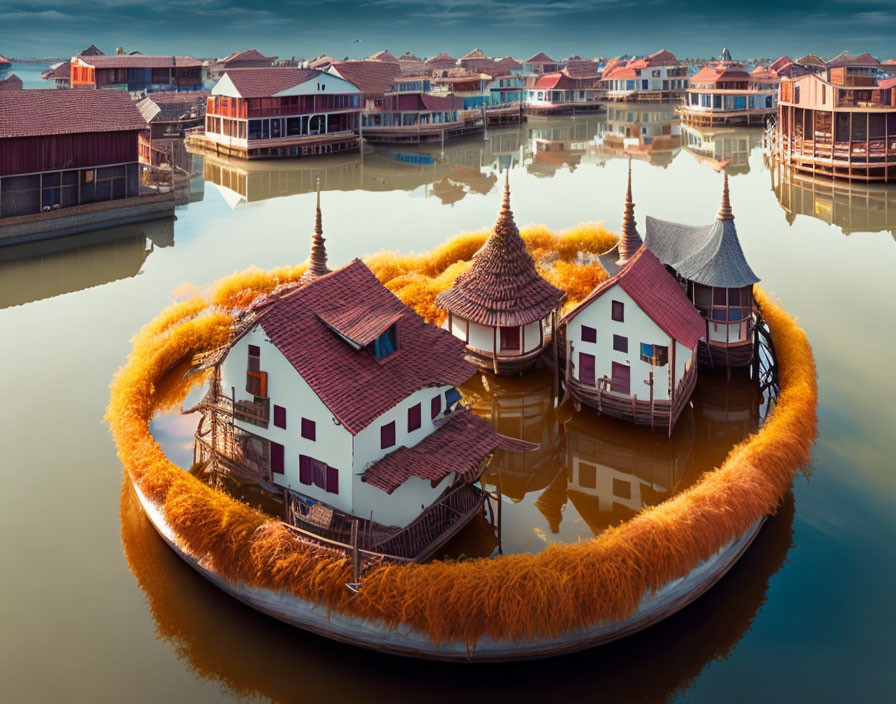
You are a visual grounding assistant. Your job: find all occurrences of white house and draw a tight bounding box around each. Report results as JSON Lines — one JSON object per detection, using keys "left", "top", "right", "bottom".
{"left": 562, "top": 167, "right": 705, "bottom": 432}
{"left": 601, "top": 49, "right": 688, "bottom": 101}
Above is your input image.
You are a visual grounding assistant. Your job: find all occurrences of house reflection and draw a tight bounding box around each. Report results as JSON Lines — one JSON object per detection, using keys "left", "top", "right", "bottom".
{"left": 0, "top": 218, "right": 173, "bottom": 308}
{"left": 526, "top": 117, "right": 602, "bottom": 177}
{"left": 680, "top": 123, "right": 763, "bottom": 174}
{"left": 770, "top": 160, "right": 896, "bottom": 238}
{"left": 595, "top": 102, "right": 682, "bottom": 167}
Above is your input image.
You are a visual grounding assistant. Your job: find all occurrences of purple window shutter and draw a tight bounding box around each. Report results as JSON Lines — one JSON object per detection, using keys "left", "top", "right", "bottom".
{"left": 581, "top": 326, "right": 597, "bottom": 343}
{"left": 301, "top": 418, "right": 316, "bottom": 441}
{"left": 381, "top": 421, "right": 396, "bottom": 449}
{"left": 299, "top": 455, "right": 311, "bottom": 485}
{"left": 408, "top": 403, "right": 421, "bottom": 432}
{"left": 431, "top": 395, "right": 441, "bottom": 420}
{"left": 270, "top": 442, "right": 285, "bottom": 474}
{"left": 273, "top": 405, "right": 286, "bottom": 429}
{"left": 326, "top": 466, "right": 339, "bottom": 494}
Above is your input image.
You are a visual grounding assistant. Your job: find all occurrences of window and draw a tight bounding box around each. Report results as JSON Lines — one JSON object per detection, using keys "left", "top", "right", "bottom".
{"left": 640, "top": 343, "right": 669, "bottom": 366}
{"left": 431, "top": 395, "right": 441, "bottom": 419}
{"left": 407, "top": 403, "right": 421, "bottom": 432}
{"left": 499, "top": 326, "right": 520, "bottom": 351}
{"left": 246, "top": 370, "right": 267, "bottom": 397}
{"left": 612, "top": 478, "right": 631, "bottom": 500}
{"left": 370, "top": 325, "right": 398, "bottom": 360}
{"left": 613, "top": 335, "right": 628, "bottom": 353}
{"left": 611, "top": 301, "right": 624, "bottom": 322}
{"left": 301, "top": 418, "right": 316, "bottom": 441}
{"left": 581, "top": 325, "right": 597, "bottom": 343}
{"left": 381, "top": 421, "right": 396, "bottom": 449}
{"left": 271, "top": 441, "right": 285, "bottom": 474}
{"left": 248, "top": 344, "right": 261, "bottom": 371}
{"left": 273, "top": 405, "right": 287, "bottom": 429}
{"left": 579, "top": 462, "right": 597, "bottom": 489}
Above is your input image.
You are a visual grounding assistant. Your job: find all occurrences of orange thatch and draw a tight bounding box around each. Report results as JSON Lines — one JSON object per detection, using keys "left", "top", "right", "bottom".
{"left": 107, "top": 226, "right": 817, "bottom": 649}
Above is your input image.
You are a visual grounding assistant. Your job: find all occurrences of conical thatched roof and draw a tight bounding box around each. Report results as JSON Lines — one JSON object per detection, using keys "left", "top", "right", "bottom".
{"left": 435, "top": 174, "right": 565, "bottom": 327}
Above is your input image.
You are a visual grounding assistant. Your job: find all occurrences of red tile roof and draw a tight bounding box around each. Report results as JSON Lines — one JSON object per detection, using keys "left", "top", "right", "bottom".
{"left": 329, "top": 60, "right": 402, "bottom": 94}
{"left": 0, "top": 74, "right": 23, "bottom": 91}
{"left": 0, "top": 89, "right": 147, "bottom": 139}
{"left": 768, "top": 55, "right": 794, "bottom": 73}
{"left": 644, "top": 48, "right": 679, "bottom": 66}
{"left": 461, "top": 48, "right": 488, "bottom": 61}
{"left": 426, "top": 51, "right": 457, "bottom": 64}
{"left": 533, "top": 72, "right": 576, "bottom": 90}
{"left": 76, "top": 55, "right": 202, "bottom": 68}
{"left": 369, "top": 50, "right": 398, "bottom": 62}
{"left": 826, "top": 51, "right": 880, "bottom": 68}
{"left": 363, "top": 412, "right": 535, "bottom": 494}
{"left": 690, "top": 62, "right": 751, "bottom": 84}
{"left": 42, "top": 62, "right": 71, "bottom": 80}
{"left": 602, "top": 63, "right": 638, "bottom": 80}
{"left": 218, "top": 48, "right": 277, "bottom": 65}
{"left": 565, "top": 246, "right": 706, "bottom": 350}
{"left": 435, "top": 177, "right": 565, "bottom": 327}
{"left": 218, "top": 68, "right": 324, "bottom": 98}
{"left": 255, "top": 259, "right": 476, "bottom": 435}
{"left": 879, "top": 77, "right": 896, "bottom": 90}
{"left": 526, "top": 52, "right": 557, "bottom": 64}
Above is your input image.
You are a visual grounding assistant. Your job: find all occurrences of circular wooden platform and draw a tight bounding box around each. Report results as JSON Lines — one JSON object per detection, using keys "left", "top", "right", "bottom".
{"left": 135, "top": 482, "right": 765, "bottom": 662}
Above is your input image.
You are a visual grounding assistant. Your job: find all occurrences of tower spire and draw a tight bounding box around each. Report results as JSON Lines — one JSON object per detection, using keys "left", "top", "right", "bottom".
{"left": 616, "top": 157, "right": 643, "bottom": 265}
{"left": 493, "top": 169, "right": 518, "bottom": 239}
{"left": 302, "top": 179, "right": 330, "bottom": 282}
{"left": 717, "top": 170, "right": 734, "bottom": 220}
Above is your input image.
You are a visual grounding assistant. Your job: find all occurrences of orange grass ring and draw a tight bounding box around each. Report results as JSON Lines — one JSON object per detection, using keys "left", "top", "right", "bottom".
{"left": 107, "top": 225, "right": 817, "bottom": 651}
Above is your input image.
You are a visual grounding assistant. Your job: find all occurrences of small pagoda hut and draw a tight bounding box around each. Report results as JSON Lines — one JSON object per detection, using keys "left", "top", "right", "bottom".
{"left": 435, "top": 174, "right": 565, "bottom": 375}
{"left": 644, "top": 172, "right": 760, "bottom": 369}
{"left": 562, "top": 166, "right": 705, "bottom": 432}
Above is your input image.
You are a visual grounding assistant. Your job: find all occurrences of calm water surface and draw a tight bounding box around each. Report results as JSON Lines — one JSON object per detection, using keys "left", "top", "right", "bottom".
{"left": 1, "top": 109, "right": 894, "bottom": 702}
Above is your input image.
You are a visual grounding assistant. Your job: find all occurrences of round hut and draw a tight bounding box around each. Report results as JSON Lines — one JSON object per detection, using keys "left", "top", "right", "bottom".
{"left": 435, "top": 174, "right": 565, "bottom": 375}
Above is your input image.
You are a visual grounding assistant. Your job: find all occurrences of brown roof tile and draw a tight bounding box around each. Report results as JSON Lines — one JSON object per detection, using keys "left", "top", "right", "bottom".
{"left": 369, "top": 50, "right": 398, "bottom": 62}
{"left": 363, "top": 412, "right": 535, "bottom": 494}
{"left": 0, "top": 74, "right": 23, "bottom": 91}
{"left": 435, "top": 175, "right": 566, "bottom": 327}
{"left": 526, "top": 51, "right": 557, "bottom": 64}
{"left": 565, "top": 246, "right": 706, "bottom": 350}
{"left": 256, "top": 259, "right": 477, "bottom": 435}
{"left": 219, "top": 67, "right": 324, "bottom": 98}
{"left": 219, "top": 48, "right": 277, "bottom": 65}
{"left": 329, "top": 60, "right": 401, "bottom": 94}
{"left": 76, "top": 55, "right": 202, "bottom": 68}
{"left": 0, "top": 89, "right": 147, "bottom": 139}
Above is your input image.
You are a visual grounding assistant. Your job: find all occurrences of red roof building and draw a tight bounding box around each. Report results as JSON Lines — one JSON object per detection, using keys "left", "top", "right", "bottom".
{"left": 436, "top": 175, "right": 565, "bottom": 374}
{"left": 190, "top": 68, "right": 362, "bottom": 160}
{"left": 424, "top": 52, "right": 458, "bottom": 71}
{"left": 681, "top": 61, "right": 779, "bottom": 126}
{"left": 70, "top": 54, "right": 203, "bottom": 92}
{"left": 0, "top": 89, "right": 151, "bottom": 223}
{"left": 563, "top": 171, "right": 705, "bottom": 432}
{"left": 204, "top": 253, "right": 531, "bottom": 549}
{"left": 601, "top": 49, "right": 687, "bottom": 101}
{"left": 524, "top": 52, "right": 560, "bottom": 74}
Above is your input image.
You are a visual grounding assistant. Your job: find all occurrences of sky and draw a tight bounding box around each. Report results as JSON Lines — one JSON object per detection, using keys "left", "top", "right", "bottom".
{"left": 1, "top": 0, "right": 894, "bottom": 61}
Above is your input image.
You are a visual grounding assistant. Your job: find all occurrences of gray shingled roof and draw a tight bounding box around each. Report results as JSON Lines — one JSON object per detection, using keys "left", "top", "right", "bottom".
{"left": 644, "top": 216, "right": 759, "bottom": 288}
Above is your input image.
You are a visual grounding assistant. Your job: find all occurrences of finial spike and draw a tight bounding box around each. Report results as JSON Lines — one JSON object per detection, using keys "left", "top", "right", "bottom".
{"left": 616, "top": 156, "right": 642, "bottom": 266}
{"left": 717, "top": 170, "right": 734, "bottom": 220}
{"left": 494, "top": 170, "right": 518, "bottom": 239}
{"left": 303, "top": 180, "right": 330, "bottom": 282}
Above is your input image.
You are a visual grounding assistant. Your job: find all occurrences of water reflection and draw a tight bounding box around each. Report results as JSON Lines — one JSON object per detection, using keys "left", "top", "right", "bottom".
{"left": 121, "top": 476, "right": 795, "bottom": 703}
{"left": 595, "top": 102, "right": 682, "bottom": 167}
{"left": 769, "top": 159, "right": 896, "bottom": 238}
{"left": 680, "top": 123, "right": 763, "bottom": 174}
{"left": 0, "top": 219, "right": 174, "bottom": 308}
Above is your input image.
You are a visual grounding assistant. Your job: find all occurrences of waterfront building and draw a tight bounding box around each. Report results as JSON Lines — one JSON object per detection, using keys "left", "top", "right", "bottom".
{"left": 424, "top": 52, "right": 458, "bottom": 72}
{"left": 774, "top": 51, "right": 896, "bottom": 182}
{"left": 188, "top": 68, "right": 361, "bottom": 160}
{"left": 644, "top": 173, "right": 761, "bottom": 369}
{"left": 137, "top": 91, "right": 208, "bottom": 170}
{"left": 207, "top": 49, "right": 277, "bottom": 80}
{"left": 680, "top": 61, "right": 778, "bottom": 127}
{"left": 431, "top": 72, "right": 491, "bottom": 110}
{"left": 562, "top": 164, "right": 705, "bottom": 432}
{"left": 436, "top": 175, "right": 565, "bottom": 375}
{"left": 42, "top": 62, "right": 71, "bottom": 88}
{"left": 0, "top": 90, "right": 174, "bottom": 245}
{"left": 70, "top": 54, "right": 204, "bottom": 93}
{"left": 197, "top": 214, "right": 529, "bottom": 560}
{"left": 525, "top": 72, "right": 603, "bottom": 115}
{"left": 524, "top": 52, "right": 560, "bottom": 75}
{"left": 458, "top": 49, "right": 495, "bottom": 74}
{"left": 600, "top": 49, "right": 687, "bottom": 101}
{"left": 0, "top": 74, "right": 23, "bottom": 90}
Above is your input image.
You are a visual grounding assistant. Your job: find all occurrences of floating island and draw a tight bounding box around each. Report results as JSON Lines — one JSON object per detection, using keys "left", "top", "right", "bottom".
{"left": 109, "top": 167, "right": 817, "bottom": 660}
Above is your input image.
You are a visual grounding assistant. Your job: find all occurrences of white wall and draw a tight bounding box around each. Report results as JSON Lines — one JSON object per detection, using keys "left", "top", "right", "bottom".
{"left": 566, "top": 284, "right": 697, "bottom": 401}
{"left": 221, "top": 327, "right": 355, "bottom": 513}
{"left": 445, "top": 315, "right": 548, "bottom": 355}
